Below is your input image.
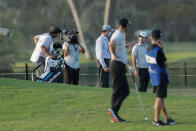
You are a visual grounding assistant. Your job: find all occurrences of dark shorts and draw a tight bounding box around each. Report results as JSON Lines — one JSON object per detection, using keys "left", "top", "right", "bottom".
{"left": 153, "top": 85, "right": 167, "bottom": 98}
{"left": 153, "top": 71, "right": 169, "bottom": 98}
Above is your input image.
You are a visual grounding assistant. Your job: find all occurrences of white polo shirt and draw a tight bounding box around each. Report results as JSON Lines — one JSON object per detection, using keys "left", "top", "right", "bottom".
{"left": 95, "top": 34, "right": 111, "bottom": 68}
{"left": 30, "top": 33, "right": 53, "bottom": 62}
{"left": 132, "top": 42, "right": 148, "bottom": 68}
{"left": 110, "top": 30, "right": 127, "bottom": 64}
{"left": 63, "top": 42, "right": 82, "bottom": 69}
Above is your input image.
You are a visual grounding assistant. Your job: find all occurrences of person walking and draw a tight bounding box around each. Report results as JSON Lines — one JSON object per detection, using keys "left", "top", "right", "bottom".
{"left": 132, "top": 32, "right": 150, "bottom": 92}
{"left": 63, "top": 35, "right": 85, "bottom": 85}
{"left": 30, "top": 26, "right": 62, "bottom": 78}
{"left": 107, "top": 18, "right": 131, "bottom": 123}
{"left": 145, "top": 29, "right": 176, "bottom": 126}
{"left": 95, "top": 24, "right": 112, "bottom": 88}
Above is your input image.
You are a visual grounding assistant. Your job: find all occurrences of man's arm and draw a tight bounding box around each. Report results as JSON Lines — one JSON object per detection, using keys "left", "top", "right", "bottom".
{"left": 96, "top": 39, "right": 109, "bottom": 72}
{"left": 157, "top": 49, "right": 167, "bottom": 67}
{"left": 79, "top": 43, "right": 85, "bottom": 54}
{"left": 109, "top": 40, "right": 118, "bottom": 60}
{"left": 131, "top": 45, "right": 139, "bottom": 77}
{"left": 132, "top": 55, "right": 139, "bottom": 77}
{"left": 64, "top": 44, "right": 70, "bottom": 57}
{"left": 34, "top": 36, "right": 39, "bottom": 45}
{"left": 41, "top": 45, "right": 55, "bottom": 59}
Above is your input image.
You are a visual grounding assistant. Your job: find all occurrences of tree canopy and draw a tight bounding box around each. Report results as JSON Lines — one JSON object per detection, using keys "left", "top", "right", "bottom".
{"left": 0, "top": 0, "right": 195, "bottom": 69}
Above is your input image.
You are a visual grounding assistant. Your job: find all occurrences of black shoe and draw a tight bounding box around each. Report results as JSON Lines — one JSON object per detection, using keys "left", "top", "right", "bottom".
{"left": 119, "top": 117, "right": 127, "bottom": 122}
{"left": 153, "top": 120, "right": 166, "bottom": 126}
{"left": 116, "top": 114, "right": 127, "bottom": 122}
{"left": 167, "top": 118, "right": 176, "bottom": 125}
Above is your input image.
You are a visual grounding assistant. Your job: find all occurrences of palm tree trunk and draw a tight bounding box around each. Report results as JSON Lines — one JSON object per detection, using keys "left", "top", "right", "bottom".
{"left": 67, "top": 0, "right": 93, "bottom": 60}
{"left": 104, "top": 0, "right": 117, "bottom": 27}
{"left": 104, "top": 0, "right": 111, "bottom": 25}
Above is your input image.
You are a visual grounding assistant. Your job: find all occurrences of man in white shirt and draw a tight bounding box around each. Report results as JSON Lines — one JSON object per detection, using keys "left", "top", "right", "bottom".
{"left": 132, "top": 32, "right": 150, "bottom": 92}
{"left": 107, "top": 18, "right": 131, "bottom": 123}
{"left": 30, "top": 26, "right": 62, "bottom": 77}
{"left": 95, "top": 24, "right": 112, "bottom": 88}
{"left": 63, "top": 34, "right": 85, "bottom": 85}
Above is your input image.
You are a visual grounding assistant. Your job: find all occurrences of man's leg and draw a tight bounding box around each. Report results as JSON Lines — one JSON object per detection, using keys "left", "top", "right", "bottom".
{"left": 108, "top": 61, "right": 122, "bottom": 122}
{"left": 110, "top": 78, "right": 129, "bottom": 122}
{"left": 112, "top": 74, "right": 129, "bottom": 113}
{"left": 138, "top": 68, "right": 145, "bottom": 92}
{"left": 110, "top": 61, "right": 129, "bottom": 122}
{"left": 34, "top": 63, "right": 45, "bottom": 78}
{"left": 111, "top": 69, "right": 121, "bottom": 113}
{"left": 154, "top": 97, "right": 162, "bottom": 122}
{"left": 102, "top": 59, "right": 110, "bottom": 88}
{"left": 73, "top": 69, "right": 79, "bottom": 85}
{"left": 143, "top": 69, "right": 150, "bottom": 92}
{"left": 161, "top": 99, "right": 169, "bottom": 120}
{"left": 97, "top": 59, "right": 110, "bottom": 88}
{"left": 64, "top": 65, "right": 73, "bottom": 84}
{"left": 97, "top": 60, "right": 104, "bottom": 87}
{"left": 100, "top": 70, "right": 109, "bottom": 88}
{"left": 32, "top": 57, "right": 45, "bottom": 78}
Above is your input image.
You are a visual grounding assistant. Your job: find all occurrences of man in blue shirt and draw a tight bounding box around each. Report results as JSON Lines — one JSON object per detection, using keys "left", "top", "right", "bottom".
{"left": 146, "top": 29, "right": 176, "bottom": 126}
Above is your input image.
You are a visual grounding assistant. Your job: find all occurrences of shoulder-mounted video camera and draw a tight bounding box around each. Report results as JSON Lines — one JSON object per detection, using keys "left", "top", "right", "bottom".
{"left": 60, "top": 29, "right": 79, "bottom": 45}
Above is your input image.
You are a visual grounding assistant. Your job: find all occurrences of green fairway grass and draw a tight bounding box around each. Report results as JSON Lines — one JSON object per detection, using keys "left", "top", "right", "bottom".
{"left": 0, "top": 78, "right": 195, "bottom": 131}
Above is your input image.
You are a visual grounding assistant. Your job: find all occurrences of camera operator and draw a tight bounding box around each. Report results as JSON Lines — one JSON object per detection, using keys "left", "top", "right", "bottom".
{"left": 30, "top": 26, "right": 62, "bottom": 78}
{"left": 63, "top": 33, "right": 85, "bottom": 85}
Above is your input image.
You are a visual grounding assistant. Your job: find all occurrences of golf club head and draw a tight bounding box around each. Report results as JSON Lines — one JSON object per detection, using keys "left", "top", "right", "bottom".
{"left": 145, "top": 117, "right": 149, "bottom": 120}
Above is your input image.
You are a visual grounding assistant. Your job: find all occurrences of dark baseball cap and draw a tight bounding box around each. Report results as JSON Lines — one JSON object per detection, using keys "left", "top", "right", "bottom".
{"left": 151, "top": 29, "right": 162, "bottom": 39}
{"left": 49, "top": 26, "right": 62, "bottom": 34}
{"left": 119, "top": 18, "right": 131, "bottom": 27}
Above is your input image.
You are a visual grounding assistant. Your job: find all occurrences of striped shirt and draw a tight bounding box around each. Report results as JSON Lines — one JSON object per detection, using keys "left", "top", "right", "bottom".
{"left": 95, "top": 34, "right": 111, "bottom": 68}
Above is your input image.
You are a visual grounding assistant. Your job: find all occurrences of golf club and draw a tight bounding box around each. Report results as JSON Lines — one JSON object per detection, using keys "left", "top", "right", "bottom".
{"left": 128, "top": 65, "right": 149, "bottom": 120}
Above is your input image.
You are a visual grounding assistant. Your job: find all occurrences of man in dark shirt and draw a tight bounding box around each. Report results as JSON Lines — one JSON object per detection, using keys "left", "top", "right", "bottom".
{"left": 146, "top": 29, "right": 176, "bottom": 126}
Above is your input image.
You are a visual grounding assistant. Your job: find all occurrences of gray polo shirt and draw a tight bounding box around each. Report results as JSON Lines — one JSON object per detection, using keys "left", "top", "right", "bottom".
{"left": 110, "top": 30, "right": 127, "bottom": 64}
{"left": 132, "top": 43, "right": 148, "bottom": 68}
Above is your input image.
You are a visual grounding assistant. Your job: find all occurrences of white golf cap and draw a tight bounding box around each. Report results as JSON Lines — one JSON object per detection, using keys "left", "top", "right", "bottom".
{"left": 102, "top": 24, "right": 112, "bottom": 31}
{"left": 139, "top": 32, "right": 148, "bottom": 38}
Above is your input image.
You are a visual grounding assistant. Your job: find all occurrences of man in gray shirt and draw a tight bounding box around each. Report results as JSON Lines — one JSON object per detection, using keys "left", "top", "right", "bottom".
{"left": 132, "top": 32, "right": 150, "bottom": 92}
{"left": 107, "top": 18, "right": 131, "bottom": 123}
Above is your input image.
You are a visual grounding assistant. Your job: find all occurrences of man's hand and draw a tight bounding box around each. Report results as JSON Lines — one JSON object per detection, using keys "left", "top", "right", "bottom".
{"left": 34, "top": 35, "right": 39, "bottom": 45}
{"left": 126, "top": 64, "right": 131, "bottom": 70}
{"left": 79, "top": 43, "right": 85, "bottom": 54}
{"left": 113, "top": 55, "right": 118, "bottom": 60}
{"left": 49, "top": 54, "right": 55, "bottom": 60}
{"left": 164, "top": 61, "right": 168, "bottom": 67}
{"left": 103, "top": 67, "right": 109, "bottom": 72}
{"left": 41, "top": 45, "right": 55, "bottom": 59}
{"left": 134, "top": 68, "right": 139, "bottom": 78}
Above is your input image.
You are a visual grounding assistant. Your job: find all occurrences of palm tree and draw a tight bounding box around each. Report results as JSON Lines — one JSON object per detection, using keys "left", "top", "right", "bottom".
{"left": 104, "top": 0, "right": 111, "bottom": 25}
{"left": 104, "top": 0, "right": 117, "bottom": 27}
{"left": 67, "top": 0, "right": 93, "bottom": 60}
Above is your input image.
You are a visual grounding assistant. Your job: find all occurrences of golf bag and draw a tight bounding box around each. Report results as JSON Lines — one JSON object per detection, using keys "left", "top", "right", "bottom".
{"left": 32, "top": 42, "right": 64, "bottom": 83}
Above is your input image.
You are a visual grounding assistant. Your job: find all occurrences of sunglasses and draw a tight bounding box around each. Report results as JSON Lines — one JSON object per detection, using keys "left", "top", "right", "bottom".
{"left": 139, "top": 35, "right": 147, "bottom": 38}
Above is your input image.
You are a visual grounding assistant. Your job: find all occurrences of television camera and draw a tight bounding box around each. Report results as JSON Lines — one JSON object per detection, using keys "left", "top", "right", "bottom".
{"left": 60, "top": 30, "right": 79, "bottom": 44}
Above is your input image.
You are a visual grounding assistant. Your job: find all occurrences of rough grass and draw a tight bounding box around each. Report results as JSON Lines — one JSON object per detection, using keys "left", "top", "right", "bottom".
{"left": 0, "top": 78, "right": 196, "bottom": 131}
